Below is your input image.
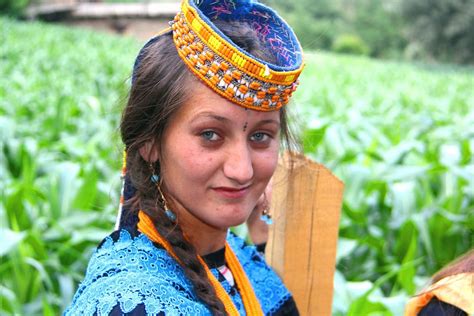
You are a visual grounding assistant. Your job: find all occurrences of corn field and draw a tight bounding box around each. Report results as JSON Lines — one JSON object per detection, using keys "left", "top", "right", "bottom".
{"left": 1, "top": 17, "right": 473, "bottom": 315}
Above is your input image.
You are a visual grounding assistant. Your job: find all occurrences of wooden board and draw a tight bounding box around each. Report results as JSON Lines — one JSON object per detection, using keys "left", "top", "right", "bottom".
{"left": 266, "top": 153, "right": 344, "bottom": 316}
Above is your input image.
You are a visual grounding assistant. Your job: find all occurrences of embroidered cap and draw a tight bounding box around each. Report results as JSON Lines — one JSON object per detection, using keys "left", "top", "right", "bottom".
{"left": 172, "top": 0, "right": 304, "bottom": 111}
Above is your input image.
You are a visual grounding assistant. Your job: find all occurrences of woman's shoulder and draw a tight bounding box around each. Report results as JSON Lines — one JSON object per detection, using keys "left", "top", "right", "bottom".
{"left": 64, "top": 229, "right": 209, "bottom": 316}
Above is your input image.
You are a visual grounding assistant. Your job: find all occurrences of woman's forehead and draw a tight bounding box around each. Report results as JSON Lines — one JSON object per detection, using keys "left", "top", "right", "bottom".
{"left": 178, "top": 85, "right": 281, "bottom": 125}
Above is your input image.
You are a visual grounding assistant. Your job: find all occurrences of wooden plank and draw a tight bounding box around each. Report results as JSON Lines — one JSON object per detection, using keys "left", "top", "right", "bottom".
{"left": 266, "top": 153, "right": 344, "bottom": 316}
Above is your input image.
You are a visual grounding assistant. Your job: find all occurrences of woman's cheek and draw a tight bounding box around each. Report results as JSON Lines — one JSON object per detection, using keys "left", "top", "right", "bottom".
{"left": 182, "top": 147, "right": 218, "bottom": 180}
{"left": 256, "top": 148, "right": 279, "bottom": 179}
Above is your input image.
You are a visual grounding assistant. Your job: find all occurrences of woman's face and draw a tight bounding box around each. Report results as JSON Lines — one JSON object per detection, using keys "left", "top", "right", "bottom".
{"left": 159, "top": 82, "right": 281, "bottom": 230}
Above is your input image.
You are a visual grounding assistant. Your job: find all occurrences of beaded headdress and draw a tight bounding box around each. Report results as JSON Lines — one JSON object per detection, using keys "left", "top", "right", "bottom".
{"left": 116, "top": 0, "right": 304, "bottom": 228}
{"left": 171, "top": 0, "right": 304, "bottom": 111}
{"left": 133, "top": 0, "right": 303, "bottom": 109}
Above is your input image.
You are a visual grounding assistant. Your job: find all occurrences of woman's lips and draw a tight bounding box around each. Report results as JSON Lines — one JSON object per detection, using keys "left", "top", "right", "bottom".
{"left": 212, "top": 186, "right": 250, "bottom": 199}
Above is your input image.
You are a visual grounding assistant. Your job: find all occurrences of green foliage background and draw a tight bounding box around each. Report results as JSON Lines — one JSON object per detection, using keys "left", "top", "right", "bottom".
{"left": 0, "top": 0, "right": 30, "bottom": 17}
{"left": 3, "top": 0, "right": 474, "bottom": 64}
{"left": 1, "top": 17, "right": 473, "bottom": 315}
{"left": 1, "top": 18, "right": 139, "bottom": 314}
{"left": 264, "top": 0, "right": 407, "bottom": 58}
{"left": 399, "top": 0, "right": 474, "bottom": 64}
{"left": 264, "top": 0, "right": 474, "bottom": 64}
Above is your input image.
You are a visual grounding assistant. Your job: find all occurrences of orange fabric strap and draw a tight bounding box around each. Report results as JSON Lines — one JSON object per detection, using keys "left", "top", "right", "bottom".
{"left": 404, "top": 272, "right": 474, "bottom": 316}
{"left": 137, "top": 211, "right": 264, "bottom": 316}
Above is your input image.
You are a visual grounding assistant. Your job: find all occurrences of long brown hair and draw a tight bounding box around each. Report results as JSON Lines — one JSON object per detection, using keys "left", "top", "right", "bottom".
{"left": 120, "top": 23, "right": 299, "bottom": 315}
{"left": 431, "top": 249, "right": 474, "bottom": 284}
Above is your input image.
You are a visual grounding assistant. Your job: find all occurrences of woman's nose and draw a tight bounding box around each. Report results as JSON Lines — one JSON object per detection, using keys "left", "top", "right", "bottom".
{"left": 223, "top": 141, "right": 254, "bottom": 184}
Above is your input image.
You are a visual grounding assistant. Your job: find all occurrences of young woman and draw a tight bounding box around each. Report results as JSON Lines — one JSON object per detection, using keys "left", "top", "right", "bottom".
{"left": 65, "top": 0, "right": 304, "bottom": 315}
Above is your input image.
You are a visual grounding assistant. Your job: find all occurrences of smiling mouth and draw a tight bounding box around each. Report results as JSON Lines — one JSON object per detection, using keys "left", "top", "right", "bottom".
{"left": 212, "top": 186, "right": 250, "bottom": 199}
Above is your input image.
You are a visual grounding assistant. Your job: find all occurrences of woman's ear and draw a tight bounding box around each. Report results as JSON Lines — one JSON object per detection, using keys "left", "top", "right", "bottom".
{"left": 139, "top": 141, "right": 159, "bottom": 162}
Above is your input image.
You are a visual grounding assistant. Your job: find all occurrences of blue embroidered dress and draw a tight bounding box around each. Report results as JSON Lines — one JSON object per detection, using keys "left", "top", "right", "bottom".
{"left": 65, "top": 227, "right": 298, "bottom": 315}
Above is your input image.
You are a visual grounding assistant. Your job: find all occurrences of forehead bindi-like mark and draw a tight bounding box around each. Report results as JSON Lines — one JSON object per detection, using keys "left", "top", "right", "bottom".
{"left": 243, "top": 108, "right": 249, "bottom": 132}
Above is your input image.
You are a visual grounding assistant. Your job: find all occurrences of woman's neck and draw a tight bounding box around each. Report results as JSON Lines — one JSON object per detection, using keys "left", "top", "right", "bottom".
{"left": 169, "top": 199, "right": 228, "bottom": 256}
{"left": 185, "top": 222, "right": 227, "bottom": 256}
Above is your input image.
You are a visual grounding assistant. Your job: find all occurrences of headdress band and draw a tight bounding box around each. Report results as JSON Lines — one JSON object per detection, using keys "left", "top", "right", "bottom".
{"left": 171, "top": 0, "right": 304, "bottom": 111}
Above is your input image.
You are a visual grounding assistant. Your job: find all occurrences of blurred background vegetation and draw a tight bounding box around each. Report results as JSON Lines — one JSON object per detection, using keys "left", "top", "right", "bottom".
{"left": 1, "top": 0, "right": 473, "bottom": 315}
{"left": 3, "top": 0, "right": 474, "bottom": 64}
{"left": 264, "top": 0, "right": 474, "bottom": 64}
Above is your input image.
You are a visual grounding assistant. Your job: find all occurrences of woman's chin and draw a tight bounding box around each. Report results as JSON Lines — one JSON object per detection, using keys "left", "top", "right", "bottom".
{"left": 212, "top": 210, "right": 251, "bottom": 229}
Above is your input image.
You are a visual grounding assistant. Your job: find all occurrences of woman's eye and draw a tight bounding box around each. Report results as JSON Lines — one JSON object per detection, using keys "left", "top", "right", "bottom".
{"left": 250, "top": 132, "right": 269, "bottom": 142}
{"left": 201, "top": 130, "right": 219, "bottom": 141}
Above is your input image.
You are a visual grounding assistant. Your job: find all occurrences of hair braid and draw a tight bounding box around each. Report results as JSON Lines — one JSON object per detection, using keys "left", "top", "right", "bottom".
{"left": 125, "top": 150, "right": 227, "bottom": 315}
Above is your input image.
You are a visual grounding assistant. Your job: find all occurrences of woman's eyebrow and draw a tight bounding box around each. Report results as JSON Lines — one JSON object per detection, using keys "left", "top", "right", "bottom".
{"left": 192, "top": 112, "right": 231, "bottom": 123}
{"left": 191, "top": 112, "right": 280, "bottom": 127}
{"left": 259, "top": 119, "right": 281, "bottom": 126}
